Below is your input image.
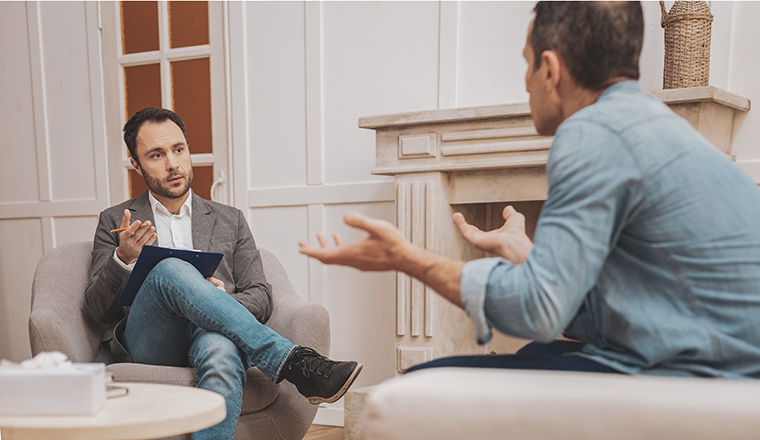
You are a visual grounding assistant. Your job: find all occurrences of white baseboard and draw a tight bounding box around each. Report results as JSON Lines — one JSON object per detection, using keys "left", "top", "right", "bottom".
{"left": 313, "top": 405, "right": 345, "bottom": 427}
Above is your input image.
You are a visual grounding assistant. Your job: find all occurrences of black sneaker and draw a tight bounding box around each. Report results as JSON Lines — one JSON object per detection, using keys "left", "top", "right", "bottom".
{"left": 279, "top": 346, "right": 363, "bottom": 404}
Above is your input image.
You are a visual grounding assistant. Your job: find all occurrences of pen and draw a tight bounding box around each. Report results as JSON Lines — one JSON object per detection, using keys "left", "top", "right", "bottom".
{"left": 110, "top": 227, "right": 128, "bottom": 233}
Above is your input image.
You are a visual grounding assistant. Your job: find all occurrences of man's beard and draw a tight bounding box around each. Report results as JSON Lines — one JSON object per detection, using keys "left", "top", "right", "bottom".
{"left": 142, "top": 167, "right": 194, "bottom": 200}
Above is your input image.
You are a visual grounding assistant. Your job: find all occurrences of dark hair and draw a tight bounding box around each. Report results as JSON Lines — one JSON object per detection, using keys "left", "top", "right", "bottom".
{"left": 123, "top": 107, "right": 187, "bottom": 166}
{"left": 530, "top": 1, "right": 644, "bottom": 90}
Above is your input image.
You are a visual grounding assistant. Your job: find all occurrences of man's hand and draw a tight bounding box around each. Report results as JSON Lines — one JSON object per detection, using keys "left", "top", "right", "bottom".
{"left": 453, "top": 205, "right": 534, "bottom": 264}
{"left": 206, "top": 277, "right": 226, "bottom": 292}
{"left": 115, "top": 209, "right": 157, "bottom": 265}
{"left": 300, "top": 211, "right": 467, "bottom": 308}
{"left": 298, "top": 212, "right": 410, "bottom": 272}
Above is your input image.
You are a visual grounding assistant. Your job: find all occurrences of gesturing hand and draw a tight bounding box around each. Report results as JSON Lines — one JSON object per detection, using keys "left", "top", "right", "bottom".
{"left": 115, "top": 209, "right": 157, "bottom": 265}
{"left": 453, "top": 205, "right": 534, "bottom": 264}
{"left": 298, "top": 212, "right": 410, "bottom": 272}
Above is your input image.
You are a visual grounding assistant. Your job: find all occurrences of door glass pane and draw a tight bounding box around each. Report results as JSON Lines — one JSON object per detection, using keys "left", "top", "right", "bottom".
{"left": 121, "top": 1, "right": 159, "bottom": 54}
{"left": 169, "top": 1, "right": 209, "bottom": 49}
{"left": 171, "top": 58, "right": 212, "bottom": 154}
{"left": 128, "top": 169, "right": 149, "bottom": 198}
{"left": 129, "top": 164, "right": 212, "bottom": 200}
{"left": 191, "top": 165, "right": 213, "bottom": 200}
{"left": 124, "top": 63, "right": 162, "bottom": 126}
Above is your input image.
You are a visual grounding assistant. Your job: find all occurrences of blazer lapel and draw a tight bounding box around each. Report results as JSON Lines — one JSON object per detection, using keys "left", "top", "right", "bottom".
{"left": 127, "top": 192, "right": 155, "bottom": 225}
{"left": 192, "top": 193, "right": 215, "bottom": 252}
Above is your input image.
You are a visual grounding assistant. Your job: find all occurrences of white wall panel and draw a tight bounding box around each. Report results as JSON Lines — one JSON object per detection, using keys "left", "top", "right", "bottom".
{"left": 53, "top": 216, "right": 99, "bottom": 247}
{"left": 727, "top": 1, "right": 760, "bottom": 163}
{"left": 0, "top": 1, "right": 107, "bottom": 362}
{"left": 249, "top": 206, "right": 310, "bottom": 301}
{"left": 39, "top": 2, "right": 97, "bottom": 201}
{"left": 639, "top": 1, "right": 666, "bottom": 92}
{"left": 0, "top": 218, "right": 43, "bottom": 362}
{"left": 321, "top": 1, "right": 440, "bottom": 185}
{"left": 457, "top": 1, "right": 533, "bottom": 108}
{"left": 0, "top": 2, "right": 40, "bottom": 204}
{"left": 707, "top": 1, "right": 733, "bottom": 91}
{"left": 246, "top": 2, "right": 308, "bottom": 189}
{"left": 322, "top": 202, "right": 396, "bottom": 388}
{"left": 455, "top": 2, "right": 680, "bottom": 106}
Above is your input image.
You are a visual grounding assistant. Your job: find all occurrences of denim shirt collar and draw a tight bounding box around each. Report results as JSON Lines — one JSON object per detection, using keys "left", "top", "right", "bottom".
{"left": 597, "top": 80, "right": 640, "bottom": 101}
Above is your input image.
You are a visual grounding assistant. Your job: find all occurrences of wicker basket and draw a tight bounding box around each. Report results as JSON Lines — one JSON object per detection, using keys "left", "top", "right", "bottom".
{"left": 661, "top": 1, "right": 713, "bottom": 89}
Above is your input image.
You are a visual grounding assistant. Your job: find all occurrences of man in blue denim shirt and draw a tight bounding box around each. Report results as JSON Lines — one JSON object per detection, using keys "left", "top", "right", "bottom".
{"left": 301, "top": 2, "right": 760, "bottom": 379}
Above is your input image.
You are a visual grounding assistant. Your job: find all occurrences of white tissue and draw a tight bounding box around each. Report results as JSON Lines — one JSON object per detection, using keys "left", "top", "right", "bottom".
{"left": 0, "top": 351, "right": 72, "bottom": 369}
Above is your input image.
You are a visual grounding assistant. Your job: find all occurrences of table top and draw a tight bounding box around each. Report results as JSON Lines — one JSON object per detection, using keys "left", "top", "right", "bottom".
{"left": 0, "top": 382, "right": 226, "bottom": 440}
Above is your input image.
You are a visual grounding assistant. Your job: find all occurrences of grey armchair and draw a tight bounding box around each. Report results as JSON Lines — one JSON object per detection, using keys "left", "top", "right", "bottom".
{"left": 29, "top": 241, "right": 329, "bottom": 440}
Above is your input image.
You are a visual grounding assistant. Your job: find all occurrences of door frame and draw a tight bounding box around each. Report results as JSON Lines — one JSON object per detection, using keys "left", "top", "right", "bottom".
{"left": 100, "top": 0, "right": 232, "bottom": 205}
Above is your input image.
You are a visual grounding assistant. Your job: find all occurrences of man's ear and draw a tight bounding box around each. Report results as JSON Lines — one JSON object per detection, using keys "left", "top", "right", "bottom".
{"left": 540, "top": 50, "right": 562, "bottom": 95}
{"left": 130, "top": 157, "right": 143, "bottom": 177}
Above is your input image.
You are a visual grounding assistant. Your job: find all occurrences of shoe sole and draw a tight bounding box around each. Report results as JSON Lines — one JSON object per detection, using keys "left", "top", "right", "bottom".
{"left": 307, "top": 363, "right": 363, "bottom": 405}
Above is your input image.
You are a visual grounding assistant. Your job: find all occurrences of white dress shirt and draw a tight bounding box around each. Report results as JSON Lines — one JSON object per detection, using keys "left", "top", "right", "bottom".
{"left": 148, "top": 190, "right": 193, "bottom": 250}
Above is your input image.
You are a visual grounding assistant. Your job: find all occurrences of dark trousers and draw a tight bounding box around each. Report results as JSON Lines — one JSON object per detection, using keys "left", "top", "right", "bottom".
{"left": 405, "top": 340, "right": 619, "bottom": 374}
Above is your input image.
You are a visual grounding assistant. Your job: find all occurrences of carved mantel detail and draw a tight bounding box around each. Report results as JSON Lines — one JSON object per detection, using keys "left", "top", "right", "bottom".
{"left": 360, "top": 86, "right": 750, "bottom": 373}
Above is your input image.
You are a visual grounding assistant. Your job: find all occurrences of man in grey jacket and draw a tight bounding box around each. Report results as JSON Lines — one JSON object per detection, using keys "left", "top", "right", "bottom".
{"left": 86, "top": 107, "right": 362, "bottom": 440}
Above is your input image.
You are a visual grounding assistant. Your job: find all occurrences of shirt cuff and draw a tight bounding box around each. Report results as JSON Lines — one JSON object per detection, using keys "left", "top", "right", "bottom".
{"left": 112, "top": 248, "right": 135, "bottom": 272}
{"left": 460, "top": 257, "right": 503, "bottom": 345}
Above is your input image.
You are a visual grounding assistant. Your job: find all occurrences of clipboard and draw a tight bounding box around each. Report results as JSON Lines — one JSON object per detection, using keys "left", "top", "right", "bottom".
{"left": 119, "top": 245, "right": 224, "bottom": 306}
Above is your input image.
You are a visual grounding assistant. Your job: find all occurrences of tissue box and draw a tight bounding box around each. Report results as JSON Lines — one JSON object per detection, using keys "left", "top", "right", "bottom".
{"left": 0, "top": 363, "right": 106, "bottom": 415}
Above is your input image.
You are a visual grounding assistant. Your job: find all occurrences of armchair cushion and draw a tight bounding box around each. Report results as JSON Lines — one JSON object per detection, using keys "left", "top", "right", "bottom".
{"left": 106, "top": 363, "right": 280, "bottom": 414}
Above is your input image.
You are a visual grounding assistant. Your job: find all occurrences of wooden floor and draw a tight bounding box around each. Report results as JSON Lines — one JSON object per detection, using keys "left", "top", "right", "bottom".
{"left": 304, "top": 424, "right": 344, "bottom": 440}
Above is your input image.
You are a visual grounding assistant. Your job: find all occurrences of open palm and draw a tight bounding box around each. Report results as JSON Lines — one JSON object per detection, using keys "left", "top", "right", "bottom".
{"left": 298, "top": 212, "right": 409, "bottom": 272}
{"left": 453, "top": 205, "right": 534, "bottom": 264}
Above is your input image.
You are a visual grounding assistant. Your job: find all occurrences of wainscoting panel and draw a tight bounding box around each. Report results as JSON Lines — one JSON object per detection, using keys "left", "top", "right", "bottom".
{"left": 0, "top": 2, "right": 108, "bottom": 362}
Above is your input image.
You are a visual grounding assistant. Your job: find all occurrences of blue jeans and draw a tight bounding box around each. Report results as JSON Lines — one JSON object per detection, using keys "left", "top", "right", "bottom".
{"left": 405, "top": 341, "right": 620, "bottom": 374}
{"left": 123, "top": 258, "right": 296, "bottom": 440}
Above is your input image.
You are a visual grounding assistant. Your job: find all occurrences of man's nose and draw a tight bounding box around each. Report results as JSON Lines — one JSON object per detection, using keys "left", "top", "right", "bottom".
{"left": 166, "top": 154, "right": 179, "bottom": 170}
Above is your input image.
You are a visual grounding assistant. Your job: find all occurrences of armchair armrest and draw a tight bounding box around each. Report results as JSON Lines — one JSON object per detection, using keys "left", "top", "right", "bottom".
{"left": 259, "top": 249, "right": 330, "bottom": 357}
{"left": 29, "top": 241, "right": 104, "bottom": 362}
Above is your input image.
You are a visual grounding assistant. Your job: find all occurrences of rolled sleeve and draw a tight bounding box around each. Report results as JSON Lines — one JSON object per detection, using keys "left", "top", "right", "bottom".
{"left": 460, "top": 257, "right": 505, "bottom": 345}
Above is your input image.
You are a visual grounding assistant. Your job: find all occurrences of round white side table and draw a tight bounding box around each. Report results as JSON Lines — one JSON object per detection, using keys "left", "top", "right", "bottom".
{"left": 0, "top": 382, "right": 226, "bottom": 440}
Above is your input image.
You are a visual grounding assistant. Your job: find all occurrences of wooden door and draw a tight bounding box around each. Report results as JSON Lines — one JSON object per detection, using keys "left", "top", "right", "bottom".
{"left": 101, "top": 1, "right": 230, "bottom": 203}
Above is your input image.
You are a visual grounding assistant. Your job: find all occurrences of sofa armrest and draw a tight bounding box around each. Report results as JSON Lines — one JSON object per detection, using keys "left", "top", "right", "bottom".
{"left": 365, "top": 368, "right": 760, "bottom": 440}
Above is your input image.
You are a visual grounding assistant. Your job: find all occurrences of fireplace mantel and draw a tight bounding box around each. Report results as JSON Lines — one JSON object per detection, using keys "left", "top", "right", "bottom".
{"left": 361, "top": 86, "right": 750, "bottom": 177}
{"left": 359, "top": 86, "right": 750, "bottom": 372}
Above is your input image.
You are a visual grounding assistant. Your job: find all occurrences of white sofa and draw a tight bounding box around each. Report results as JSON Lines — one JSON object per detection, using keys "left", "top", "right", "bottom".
{"left": 363, "top": 367, "right": 760, "bottom": 440}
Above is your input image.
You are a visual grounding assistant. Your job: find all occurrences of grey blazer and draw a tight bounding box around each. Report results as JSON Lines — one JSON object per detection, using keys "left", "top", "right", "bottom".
{"left": 84, "top": 192, "right": 273, "bottom": 364}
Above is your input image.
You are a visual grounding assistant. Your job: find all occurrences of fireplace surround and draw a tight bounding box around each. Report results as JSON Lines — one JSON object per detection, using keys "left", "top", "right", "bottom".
{"left": 358, "top": 85, "right": 750, "bottom": 372}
